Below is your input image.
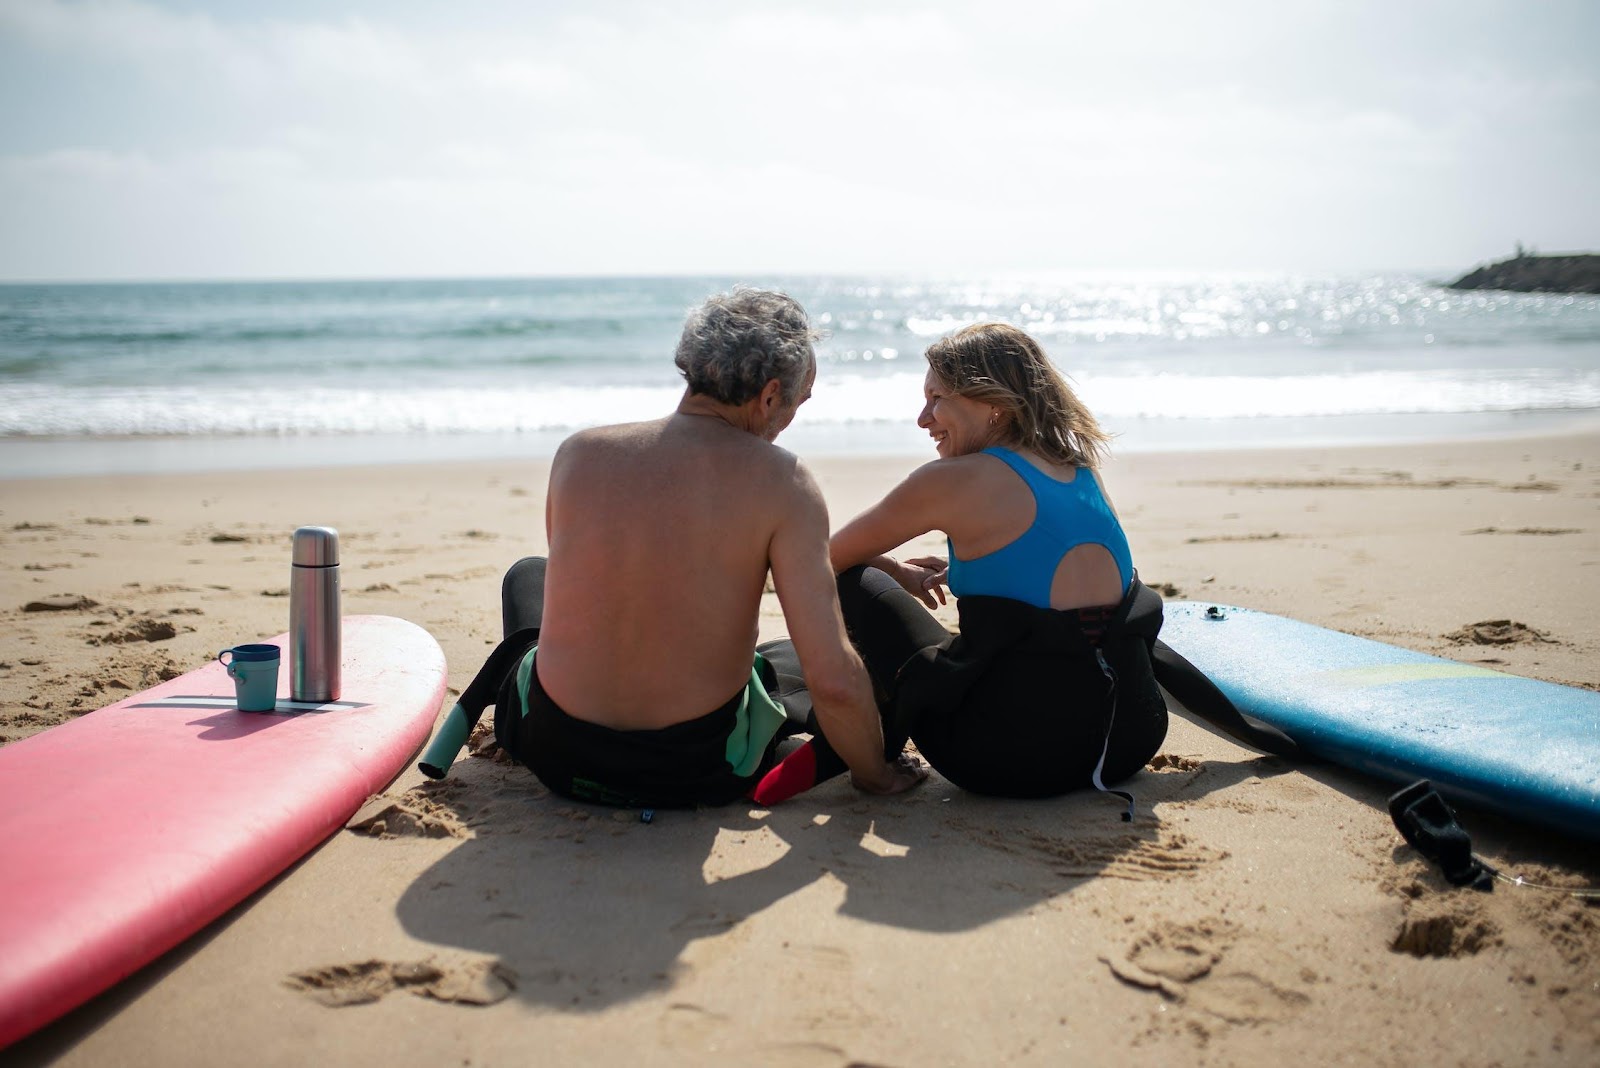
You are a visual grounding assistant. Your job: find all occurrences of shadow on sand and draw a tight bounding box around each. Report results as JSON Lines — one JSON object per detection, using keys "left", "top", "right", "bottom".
{"left": 392, "top": 742, "right": 1277, "bottom": 1014}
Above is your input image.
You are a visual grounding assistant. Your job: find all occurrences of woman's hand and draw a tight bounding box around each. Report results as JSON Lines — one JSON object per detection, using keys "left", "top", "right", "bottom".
{"left": 887, "top": 554, "right": 948, "bottom": 609}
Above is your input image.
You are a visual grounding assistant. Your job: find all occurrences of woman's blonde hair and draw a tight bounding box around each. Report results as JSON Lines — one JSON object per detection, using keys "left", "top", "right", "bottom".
{"left": 925, "top": 322, "right": 1111, "bottom": 468}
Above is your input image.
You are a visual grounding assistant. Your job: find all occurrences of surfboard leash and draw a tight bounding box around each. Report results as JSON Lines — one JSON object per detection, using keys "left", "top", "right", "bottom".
{"left": 1389, "top": 779, "right": 1600, "bottom": 898}
{"left": 1471, "top": 858, "right": 1600, "bottom": 899}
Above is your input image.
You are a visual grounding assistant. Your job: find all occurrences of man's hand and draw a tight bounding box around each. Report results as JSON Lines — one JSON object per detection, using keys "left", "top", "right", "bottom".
{"left": 851, "top": 752, "right": 930, "bottom": 796}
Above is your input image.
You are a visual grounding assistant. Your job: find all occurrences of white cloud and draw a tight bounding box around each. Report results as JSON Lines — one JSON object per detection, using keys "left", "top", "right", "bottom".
{"left": 468, "top": 59, "right": 576, "bottom": 100}
{"left": 1, "top": 0, "right": 1597, "bottom": 278}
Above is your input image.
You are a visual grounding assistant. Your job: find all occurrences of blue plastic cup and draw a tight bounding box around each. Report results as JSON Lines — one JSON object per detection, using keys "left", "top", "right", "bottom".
{"left": 218, "top": 644, "right": 280, "bottom": 712}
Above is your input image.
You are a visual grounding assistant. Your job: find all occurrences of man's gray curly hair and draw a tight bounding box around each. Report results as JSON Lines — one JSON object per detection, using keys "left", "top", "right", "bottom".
{"left": 674, "top": 288, "right": 818, "bottom": 406}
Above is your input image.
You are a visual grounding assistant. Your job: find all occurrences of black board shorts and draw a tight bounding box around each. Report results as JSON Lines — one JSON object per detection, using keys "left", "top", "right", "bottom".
{"left": 495, "top": 644, "right": 789, "bottom": 809}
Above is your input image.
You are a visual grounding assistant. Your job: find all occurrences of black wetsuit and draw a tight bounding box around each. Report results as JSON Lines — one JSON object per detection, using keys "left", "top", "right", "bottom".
{"left": 836, "top": 565, "right": 1167, "bottom": 798}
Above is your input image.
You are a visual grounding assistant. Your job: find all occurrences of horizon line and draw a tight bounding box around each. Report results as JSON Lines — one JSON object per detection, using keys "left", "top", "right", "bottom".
{"left": 0, "top": 263, "right": 1505, "bottom": 288}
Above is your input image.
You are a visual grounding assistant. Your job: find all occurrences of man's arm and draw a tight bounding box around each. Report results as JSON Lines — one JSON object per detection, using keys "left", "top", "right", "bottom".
{"left": 768, "top": 463, "right": 919, "bottom": 794}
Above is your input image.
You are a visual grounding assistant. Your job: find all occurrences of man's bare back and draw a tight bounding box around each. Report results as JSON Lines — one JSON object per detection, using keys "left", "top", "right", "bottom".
{"left": 536, "top": 411, "right": 812, "bottom": 728}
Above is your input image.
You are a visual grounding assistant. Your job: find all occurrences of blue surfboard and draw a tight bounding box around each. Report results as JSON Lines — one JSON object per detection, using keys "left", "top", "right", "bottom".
{"left": 1158, "top": 602, "right": 1600, "bottom": 842}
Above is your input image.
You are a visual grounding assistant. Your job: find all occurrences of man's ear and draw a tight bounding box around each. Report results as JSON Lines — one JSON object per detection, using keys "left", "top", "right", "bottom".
{"left": 758, "top": 378, "right": 785, "bottom": 413}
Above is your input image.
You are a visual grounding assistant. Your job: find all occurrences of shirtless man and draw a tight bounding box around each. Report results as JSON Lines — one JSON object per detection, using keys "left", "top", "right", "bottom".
{"left": 493, "top": 288, "right": 926, "bottom": 807}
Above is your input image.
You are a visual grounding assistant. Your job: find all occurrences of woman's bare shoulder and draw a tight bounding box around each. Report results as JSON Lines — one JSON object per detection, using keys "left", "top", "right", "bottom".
{"left": 909, "top": 451, "right": 1013, "bottom": 488}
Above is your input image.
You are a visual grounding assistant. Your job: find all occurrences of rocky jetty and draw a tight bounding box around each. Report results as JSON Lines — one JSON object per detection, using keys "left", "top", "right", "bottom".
{"left": 1448, "top": 252, "right": 1600, "bottom": 294}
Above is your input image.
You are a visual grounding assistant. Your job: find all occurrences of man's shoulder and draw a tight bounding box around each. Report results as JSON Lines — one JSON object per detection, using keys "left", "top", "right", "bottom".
{"left": 749, "top": 438, "right": 812, "bottom": 491}
{"left": 555, "top": 417, "right": 807, "bottom": 491}
{"left": 743, "top": 434, "right": 804, "bottom": 470}
{"left": 564, "top": 418, "right": 667, "bottom": 447}
{"left": 554, "top": 419, "right": 665, "bottom": 463}
{"left": 706, "top": 436, "right": 811, "bottom": 507}
{"left": 665, "top": 413, "right": 807, "bottom": 480}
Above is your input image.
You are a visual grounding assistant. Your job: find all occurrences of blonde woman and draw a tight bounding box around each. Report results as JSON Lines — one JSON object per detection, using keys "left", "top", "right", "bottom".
{"left": 754, "top": 323, "right": 1166, "bottom": 808}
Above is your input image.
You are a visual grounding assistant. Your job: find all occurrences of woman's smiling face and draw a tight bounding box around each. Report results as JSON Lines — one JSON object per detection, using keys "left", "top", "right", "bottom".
{"left": 917, "top": 366, "right": 996, "bottom": 458}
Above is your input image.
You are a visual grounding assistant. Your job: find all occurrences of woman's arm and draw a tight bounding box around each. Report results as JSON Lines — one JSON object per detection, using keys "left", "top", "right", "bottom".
{"left": 830, "top": 462, "right": 964, "bottom": 607}
{"left": 829, "top": 463, "right": 943, "bottom": 569}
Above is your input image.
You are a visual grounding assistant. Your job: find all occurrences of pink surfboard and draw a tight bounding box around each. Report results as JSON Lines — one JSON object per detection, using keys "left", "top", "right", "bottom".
{"left": 0, "top": 615, "right": 447, "bottom": 1049}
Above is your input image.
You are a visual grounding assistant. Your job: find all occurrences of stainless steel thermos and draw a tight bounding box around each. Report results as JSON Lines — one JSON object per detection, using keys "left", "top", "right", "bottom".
{"left": 289, "top": 525, "right": 341, "bottom": 702}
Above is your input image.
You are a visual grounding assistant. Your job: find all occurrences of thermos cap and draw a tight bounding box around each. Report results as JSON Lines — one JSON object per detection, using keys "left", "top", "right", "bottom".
{"left": 291, "top": 525, "right": 340, "bottom": 566}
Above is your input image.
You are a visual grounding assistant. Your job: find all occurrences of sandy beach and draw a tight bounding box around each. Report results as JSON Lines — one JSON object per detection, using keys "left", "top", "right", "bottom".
{"left": 2, "top": 429, "right": 1598, "bottom": 1067}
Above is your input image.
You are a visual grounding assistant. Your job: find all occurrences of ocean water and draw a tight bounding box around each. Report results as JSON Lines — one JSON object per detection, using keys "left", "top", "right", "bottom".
{"left": 3, "top": 274, "right": 1598, "bottom": 477}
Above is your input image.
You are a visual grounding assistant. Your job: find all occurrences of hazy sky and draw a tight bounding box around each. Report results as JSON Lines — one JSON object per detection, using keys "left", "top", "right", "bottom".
{"left": 2, "top": 0, "right": 1597, "bottom": 281}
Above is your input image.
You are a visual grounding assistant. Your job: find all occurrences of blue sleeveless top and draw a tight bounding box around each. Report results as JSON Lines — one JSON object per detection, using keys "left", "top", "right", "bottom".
{"left": 945, "top": 447, "right": 1134, "bottom": 609}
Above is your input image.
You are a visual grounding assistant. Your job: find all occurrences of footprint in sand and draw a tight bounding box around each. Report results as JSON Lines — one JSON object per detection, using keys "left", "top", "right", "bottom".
{"left": 86, "top": 618, "right": 181, "bottom": 646}
{"left": 1390, "top": 891, "right": 1501, "bottom": 959}
{"left": 1444, "top": 620, "right": 1557, "bottom": 646}
{"left": 1102, "top": 918, "right": 1314, "bottom": 1024}
{"left": 1126, "top": 918, "right": 1228, "bottom": 985}
{"left": 781, "top": 943, "right": 852, "bottom": 973}
{"left": 956, "top": 819, "right": 1228, "bottom": 881}
{"left": 21, "top": 594, "right": 98, "bottom": 612}
{"left": 345, "top": 787, "right": 473, "bottom": 839}
{"left": 658, "top": 1002, "right": 730, "bottom": 1048}
{"left": 285, "top": 958, "right": 516, "bottom": 1007}
{"left": 124, "top": 653, "right": 182, "bottom": 687}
